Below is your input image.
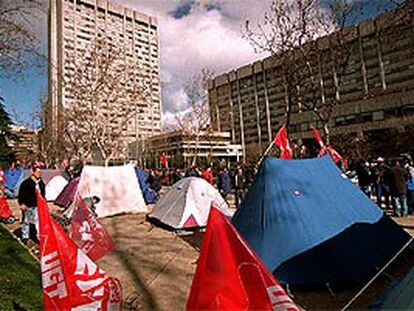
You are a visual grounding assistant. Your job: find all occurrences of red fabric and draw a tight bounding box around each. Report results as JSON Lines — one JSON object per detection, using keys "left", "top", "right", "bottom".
{"left": 183, "top": 214, "right": 198, "bottom": 228}
{"left": 311, "top": 126, "right": 325, "bottom": 148}
{"left": 70, "top": 197, "right": 115, "bottom": 261}
{"left": 0, "top": 196, "right": 12, "bottom": 219}
{"left": 312, "top": 127, "right": 342, "bottom": 164}
{"left": 37, "top": 194, "right": 122, "bottom": 310}
{"left": 161, "top": 153, "right": 168, "bottom": 168}
{"left": 0, "top": 170, "right": 5, "bottom": 185}
{"left": 187, "top": 207, "right": 298, "bottom": 311}
{"left": 327, "top": 146, "right": 342, "bottom": 164}
{"left": 274, "top": 125, "right": 293, "bottom": 159}
{"left": 201, "top": 170, "right": 215, "bottom": 185}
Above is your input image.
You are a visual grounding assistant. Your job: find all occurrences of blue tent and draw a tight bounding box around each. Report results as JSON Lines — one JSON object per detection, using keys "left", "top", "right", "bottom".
{"left": 232, "top": 156, "right": 411, "bottom": 285}
{"left": 4, "top": 169, "right": 30, "bottom": 198}
{"left": 134, "top": 168, "right": 156, "bottom": 204}
{"left": 4, "top": 170, "right": 23, "bottom": 191}
{"left": 380, "top": 266, "right": 414, "bottom": 309}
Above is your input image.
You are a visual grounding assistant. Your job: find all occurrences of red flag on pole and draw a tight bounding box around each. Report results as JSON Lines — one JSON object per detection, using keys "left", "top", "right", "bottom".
{"left": 70, "top": 197, "right": 115, "bottom": 261}
{"left": 311, "top": 126, "right": 342, "bottom": 164}
{"left": 37, "top": 193, "right": 122, "bottom": 310}
{"left": 187, "top": 207, "right": 298, "bottom": 311}
{"left": 311, "top": 126, "right": 325, "bottom": 149}
{"left": 274, "top": 124, "right": 293, "bottom": 159}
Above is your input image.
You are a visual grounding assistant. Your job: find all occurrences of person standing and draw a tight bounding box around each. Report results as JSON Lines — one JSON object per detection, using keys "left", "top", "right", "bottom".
{"left": 356, "top": 161, "right": 371, "bottom": 197}
{"left": 18, "top": 165, "right": 45, "bottom": 244}
{"left": 218, "top": 168, "right": 232, "bottom": 199}
{"left": 389, "top": 160, "right": 410, "bottom": 217}
{"left": 234, "top": 168, "right": 246, "bottom": 208}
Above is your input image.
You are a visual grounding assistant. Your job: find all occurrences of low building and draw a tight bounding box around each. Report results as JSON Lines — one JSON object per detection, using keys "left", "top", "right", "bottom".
{"left": 208, "top": 4, "right": 414, "bottom": 159}
{"left": 142, "top": 130, "right": 243, "bottom": 168}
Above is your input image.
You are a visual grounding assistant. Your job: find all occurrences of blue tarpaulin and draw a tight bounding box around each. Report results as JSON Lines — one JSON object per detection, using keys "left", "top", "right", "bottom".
{"left": 232, "top": 156, "right": 410, "bottom": 284}
{"left": 135, "top": 168, "right": 156, "bottom": 204}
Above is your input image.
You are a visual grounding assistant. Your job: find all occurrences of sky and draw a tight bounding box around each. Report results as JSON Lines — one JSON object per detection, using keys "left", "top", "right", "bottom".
{"left": 0, "top": 0, "right": 400, "bottom": 129}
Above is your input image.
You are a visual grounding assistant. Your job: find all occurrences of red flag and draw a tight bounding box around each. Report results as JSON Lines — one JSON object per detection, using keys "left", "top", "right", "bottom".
{"left": 327, "top": 145, "right": 342, "bottom": 164}
{"left": 311, "top": 126, "right": 342, "bottom": 164}
{"left": 187, "top": 207, "right": 298, "bottom": 311}
{"left": 311, "top": 126, "right": 325, "bottom": 149}
{"left": 70, "top": 197, "right": 115, "bottom": 261}
{"left": 0, "top": 196, "right": 13, "bottom": 219}
{"left": 38, "top": 194, "right": 122, "bottom": 310}
{"left": 274, "top": 124, "right": 293, "bottom": 159}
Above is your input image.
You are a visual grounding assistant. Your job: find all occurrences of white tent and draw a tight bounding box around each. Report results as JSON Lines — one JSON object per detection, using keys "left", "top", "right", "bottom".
{"left": 148, "top": 177, "right": 233, "bottom": 230}
{"left": 45, "top": 175, "right": 69, "bottom": 202}
{"left": 77, "top": 164, "right": 147, "bottom": 218}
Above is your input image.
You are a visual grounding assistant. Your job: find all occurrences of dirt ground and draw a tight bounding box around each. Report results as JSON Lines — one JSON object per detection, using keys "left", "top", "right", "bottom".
{"left": 3, "top": 199, "right": 414, "bottom": 310}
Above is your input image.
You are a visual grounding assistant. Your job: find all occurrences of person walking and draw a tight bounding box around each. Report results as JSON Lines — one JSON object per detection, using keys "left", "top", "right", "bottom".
{"left": 18, "top": 165, "right": 45, "bottom": 244}
{"left": 389, "top": 160, "right": 410, "bottom": 217}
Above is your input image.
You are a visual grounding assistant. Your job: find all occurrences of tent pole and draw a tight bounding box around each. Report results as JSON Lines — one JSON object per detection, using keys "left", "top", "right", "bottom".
{"left": 340, "top": 236, "right": 414, "bottom": 311}
{"left": 255, "top": 140, "right": 275, "bottom": 172}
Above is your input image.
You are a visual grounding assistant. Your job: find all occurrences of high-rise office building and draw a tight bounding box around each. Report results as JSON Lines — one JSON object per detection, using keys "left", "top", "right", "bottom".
{"left": 48, "top": 0, "right": 161, "bottom": 151}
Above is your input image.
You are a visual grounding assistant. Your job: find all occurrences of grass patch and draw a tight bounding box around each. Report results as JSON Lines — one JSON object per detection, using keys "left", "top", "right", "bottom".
{"left": 0, "top": 225, "right": 43, "bottom": 311}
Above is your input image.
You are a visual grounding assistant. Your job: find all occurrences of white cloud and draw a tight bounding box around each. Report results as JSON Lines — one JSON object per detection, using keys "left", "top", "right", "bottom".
{"left": 111, "top": 0, "right": 269, "bottom": 129}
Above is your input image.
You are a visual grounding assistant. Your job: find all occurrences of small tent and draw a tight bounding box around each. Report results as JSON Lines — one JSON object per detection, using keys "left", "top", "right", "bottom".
{"left": 232, "top": 156, "right": 411, "bottom": 285}
{"left": 41, "top": 169, "right": 66, "bottom": 184}
{"left": 5, "top": 169, "right": 30, "bottom": 198}
{"left": 148, "top": 177, "right": 232, "bottom": 230}
{"left": 45, "top": 175, "right": 69, "bottom": 202}
{"left": 77, "top": 165, "right": 147, "bottom": 218}
{"left": 380, "top": 266, "right": 414, "bottom": 310}
{"left": 55, "top": 177, "right": 80, "bottom": 209}
{"left": 134, "top": 168, "right": 157, "bottom": 204}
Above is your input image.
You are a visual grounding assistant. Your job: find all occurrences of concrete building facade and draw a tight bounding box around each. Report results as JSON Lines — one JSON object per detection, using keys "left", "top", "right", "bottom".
{"left": 48, "top": 0, "right": 161, "bottom": 145}
{"left": 208, "top": 6, "right": 414, "bottom": 159}
{"left": 146, "top": 130, "right": 243, "bottom": 168}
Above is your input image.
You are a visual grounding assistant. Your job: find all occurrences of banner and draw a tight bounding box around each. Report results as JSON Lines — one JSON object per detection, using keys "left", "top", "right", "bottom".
{"left": 274, "top": 124, "right": 293, "bottom": 159}
{"left": 38, "top": 194, "right": 122, "bottom": 310}
{"left": 70, "top": 197, "right": 115, "bottom": 261}
{"left": 187, "top": 207, "right": 298, "bottom": 311}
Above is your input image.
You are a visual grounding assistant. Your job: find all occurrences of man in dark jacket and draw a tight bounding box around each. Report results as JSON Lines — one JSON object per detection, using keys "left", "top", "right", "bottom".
{"left": 18, "top": 165, "right": 45, "bottom": 243}
{"left": 218, "top": 168, "right": 232, "bottom": 199}
{"left": 389, "top": 160, "right": 410, "bottom": 217}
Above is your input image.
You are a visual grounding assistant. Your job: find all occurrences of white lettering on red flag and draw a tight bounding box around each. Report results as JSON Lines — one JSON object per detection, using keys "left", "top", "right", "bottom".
{"left": 37, "top": 193, "right": 122, "bottom": 311}
{"left": 70, "top": 197, "right": 115, "bottom": 261}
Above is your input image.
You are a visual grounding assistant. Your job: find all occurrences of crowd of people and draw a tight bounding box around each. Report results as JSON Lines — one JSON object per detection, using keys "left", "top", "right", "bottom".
{"left": 146, "top": 165, "right": 254, "bottom": 208}
{"left": 355, "top": 157, "right": 414, "bottom": 217}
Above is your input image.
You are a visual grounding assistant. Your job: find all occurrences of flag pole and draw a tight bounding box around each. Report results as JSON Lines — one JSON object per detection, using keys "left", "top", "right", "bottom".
{"left": 255, "top": 140, "right": 275, "bottom": 172}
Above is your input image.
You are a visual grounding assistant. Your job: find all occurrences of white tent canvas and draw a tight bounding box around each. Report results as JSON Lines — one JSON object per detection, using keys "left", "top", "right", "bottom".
{"left": 77, "top": 164, "right": 147, "bottom": 218}
{"left": 149, "top": 177, "right": 233, "bottom": 229}
{"left": 45, "top": 175, "right": 69, "bottom": 202}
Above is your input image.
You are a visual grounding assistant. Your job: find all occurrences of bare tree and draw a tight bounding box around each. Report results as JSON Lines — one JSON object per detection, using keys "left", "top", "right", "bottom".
{"left": 0, "top": 0, "right": 45, "bottom": 80}
{"left": 172, "top": 68, "right": 213, "bottom": 166}
{"left": 62, "top": 38, "right": 151, "bottom": 166}
{"left": 244, "top": 0, "right": 365, "bottom": 144}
